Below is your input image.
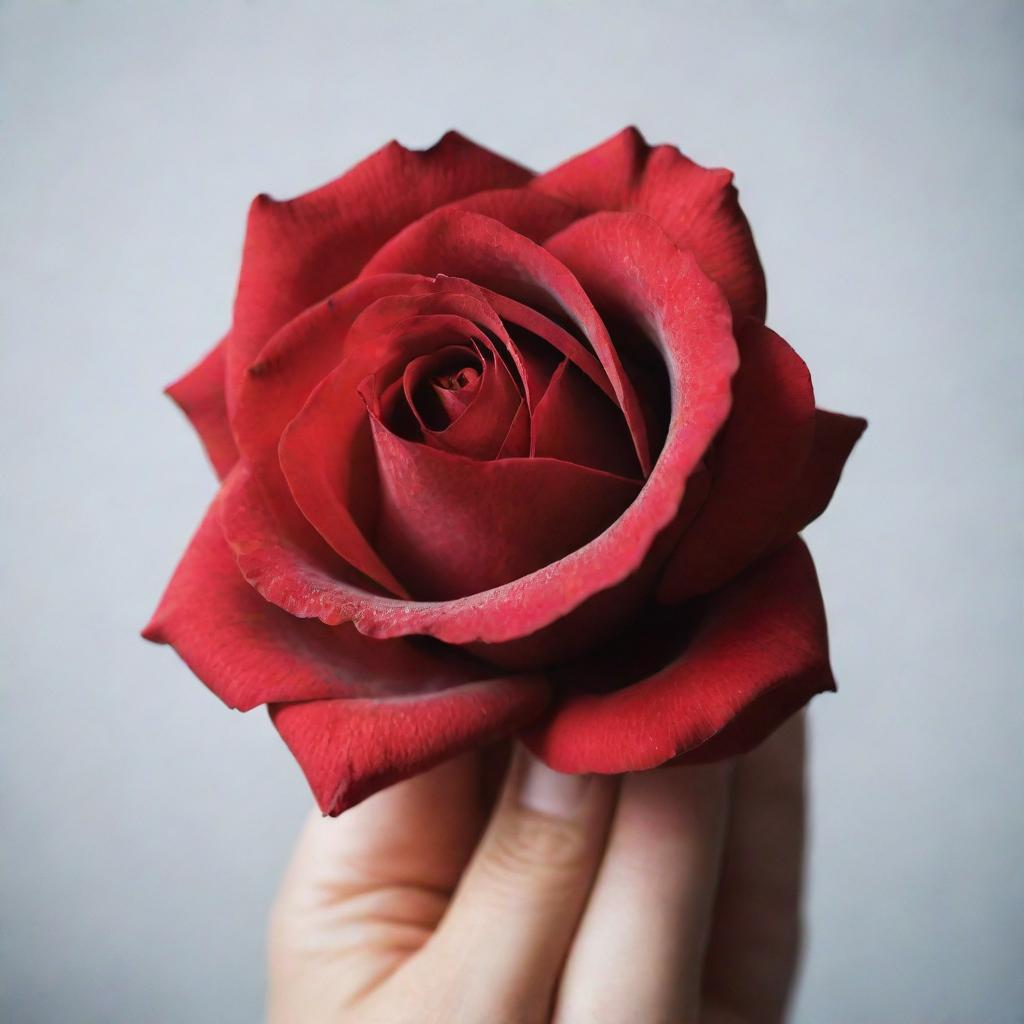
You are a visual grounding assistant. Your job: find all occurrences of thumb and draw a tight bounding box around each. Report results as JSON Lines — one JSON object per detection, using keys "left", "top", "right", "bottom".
{"left": 408, "top": 746, "right": 617, "bottom": 1022}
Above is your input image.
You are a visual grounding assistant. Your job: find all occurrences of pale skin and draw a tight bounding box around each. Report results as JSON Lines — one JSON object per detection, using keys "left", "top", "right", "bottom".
{"left": 268, "top": 714, "right": 806, "bottom": 1024}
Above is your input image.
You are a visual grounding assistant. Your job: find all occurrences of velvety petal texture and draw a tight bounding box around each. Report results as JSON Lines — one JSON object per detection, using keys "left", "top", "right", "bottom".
{"left": 145, "top": 487, "right": 550, "bottom": 811}
{"left": 146, "top": 130, "right": 865, "bottom": 814}
{"left": 225, "top": 132, "right": 531, "bottom": 409}
{"left": 271, "top": 675, "right": 548, "bottom": 815}
{"left": 219, "top": 213, "right": 737, "bottom": 654}
{"left": 525, "top": 539, "right": 833, "bottom": 773}
{"left": 532, "top": 127, "right": 767, "bottom": 323}
{"left": 657, "top": 319, "right": 816, "bottom": 603}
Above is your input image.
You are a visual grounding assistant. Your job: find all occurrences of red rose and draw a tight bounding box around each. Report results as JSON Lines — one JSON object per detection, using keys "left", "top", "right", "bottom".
{"left": 144, "top": 128, "right": 865, "bottom": 814}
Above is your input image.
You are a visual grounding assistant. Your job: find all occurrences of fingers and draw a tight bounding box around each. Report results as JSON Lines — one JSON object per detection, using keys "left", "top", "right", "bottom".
{"left": 552, "top": 761, "right": 732, "bottom": 1023}
{"left": 702, "top": 713, "right": 807, "bottom": 1024}
{"left": 269, "top": 751, "right": 488, "bottom": 1017}
{"left": 407, "top": 746, "right": 617, "bottom": 1023}
{"left": 276, "top": 750, "right": 488, "bottom": 900}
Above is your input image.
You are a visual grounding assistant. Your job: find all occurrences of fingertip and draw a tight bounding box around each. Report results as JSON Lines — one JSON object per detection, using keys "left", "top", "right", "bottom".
{"left": 517, "top": 749, "right": 593, "bottom": 818}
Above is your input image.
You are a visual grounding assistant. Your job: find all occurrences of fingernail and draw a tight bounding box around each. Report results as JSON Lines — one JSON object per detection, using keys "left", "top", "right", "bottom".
{"left": 518, "top": 749, "right": 590, "bottom": 818}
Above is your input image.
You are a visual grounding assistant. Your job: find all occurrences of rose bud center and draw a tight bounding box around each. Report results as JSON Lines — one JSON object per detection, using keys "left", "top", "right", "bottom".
{"left": 431, "top": 364, "right": 481, "bottom": 419}
{"left": 406, "top": 346, "right": 485, "bottom": 429}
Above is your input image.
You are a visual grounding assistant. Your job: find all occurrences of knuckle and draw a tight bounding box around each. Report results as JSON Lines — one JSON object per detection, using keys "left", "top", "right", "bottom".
{"left": 482, "top": 809, "right": 591, "bottom": 887}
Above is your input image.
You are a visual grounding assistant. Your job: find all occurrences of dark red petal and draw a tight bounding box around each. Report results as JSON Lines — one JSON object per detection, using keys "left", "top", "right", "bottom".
{"left": 225, "top": 133, "right": 532, "bottom": 410}
{"left": 270, "top": 669, "right": 549, "bottom": 816}
{"left": 657, "top": 320, "right": 816, "bottom": 603}
{"left": 143, "top": 488, "right": 487, "bottom": 711}
{"left": 496, "top": 401, "right": 531, "bottom": 459}
{"left": 222, "top": 218, "right": 735, "bottom": 648}
{"left": 773, "top": 409, "right": 867, "bottom": 541}
{"left": 442, "top": 187, "right": 581, "bottom": 241}
{"left": 235, "top": 276, "right": 522, "bottom": 521}
{"left": 370, "top": 415, "right": 641, "bottom": 600}
{"left": 484, "top": 290, "right": 617, "bottom": 406}
{"left": 467, "top": 467, "right": 712, "bottom": 670}
{"left": 544, "top": 208, "right": 737, "bottom": 509}
{"left": 531, "top": 360, "right": 640, "bottom": 477}
{"left": 165, "top": 340, "right": 238, "bottom": 479}
{"left": 532, "top": 127, "right": 766, "bottom": 322}
{"left": 360, "top": 208, "right": 654, "bottom": 474}
{"left": 277, "top": 297, "right": 519, "bottom": 593}
{"left": 234, "top": 274, "right": 440, "bottom": 472}
{"left": 523, "top": 538, "right": 834, "bottom": 773}
{"left": 406, "top": 349, "right": 482, "bottom": 427}
{"left": 395, "top": 336, "right": 523, "bottom": 460}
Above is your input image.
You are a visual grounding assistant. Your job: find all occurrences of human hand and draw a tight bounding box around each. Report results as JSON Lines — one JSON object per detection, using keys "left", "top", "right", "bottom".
{"left": 268, "top": 715, "right": 805, "bottom": 1024}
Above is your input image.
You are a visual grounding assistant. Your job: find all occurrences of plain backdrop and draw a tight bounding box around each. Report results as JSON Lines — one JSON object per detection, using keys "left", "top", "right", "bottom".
{"left": 2, "top": 2, "right": 1021, "bottom": 1022}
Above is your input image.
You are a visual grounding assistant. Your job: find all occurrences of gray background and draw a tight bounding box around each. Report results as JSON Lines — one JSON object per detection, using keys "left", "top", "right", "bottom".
{"left": 2, "top": 1, "right": 1021, "bottom": 1021}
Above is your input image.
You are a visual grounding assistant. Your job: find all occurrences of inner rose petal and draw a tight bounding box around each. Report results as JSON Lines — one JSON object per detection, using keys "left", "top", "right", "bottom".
{"left": 359, "top": 210, "right": 654, "bottom": 474}
{"left": 432, "top": 364, "right": 481, "bottom": 419}
{"left": 368, "top": 332, "right": 525, "bottom": 462}
{"left": 279, "top": 304, "right": 508, "bottom": 592}
{"left": 402, "top": 345, "right": 484, "bottom": 430}
{"left": 368, "top": 413, "right": 642, "bottom": 601}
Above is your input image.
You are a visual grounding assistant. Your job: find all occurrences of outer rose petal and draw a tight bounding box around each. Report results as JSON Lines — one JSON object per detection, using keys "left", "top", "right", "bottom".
{"left": 772, "top": 409, "right": 868, "bottom": 541}
{"left": 532, "top": 126, "right": 767, "bottom": 322}
{"left": 143, "top": 485, "right": 500, "bottom": 710}
{"left": 270, "top": 672, "right": 550, "bottom": 816}
{"left": 164, "top": 340, "right": 238, "bottom": 479}
{"left": 657, "top": 320, "right": 816, "bottom": 603}
{"left": 225, "top": 132, "right": 532, "bottom": 409}
{"left": 524, "top": 538, "right": 834, "bottom": 774}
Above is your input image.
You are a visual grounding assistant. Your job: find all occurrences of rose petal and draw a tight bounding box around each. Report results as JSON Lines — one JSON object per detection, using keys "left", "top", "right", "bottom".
{"left": 164, "top": 339, "right": 238, "bottom": 479}
{"left": 404, "top": 348, "right": 483, "bottom": 429}
{"left": 143, "top": 488, "right": 548, "bottom": 814}
{"left": 221, "top": 215, "right": 736, "bottom": 649}
{"left": 225, "top": 132, "right": 531, "bottom": 410}
{"left": 360, "top": 208, "right": 654, "bottom": 474}
{"left": 236, "top": 277, "right": 525, "bottom": 529}
{"left": 234, "top": 274, "right": 441, "bottom": 472}
{"left": 277, "top": 296, "right": 522, "bottom": 593}
{"left": 370, "top": 415, "right": 641, "bottom": 600}
{"left": 532, "top": 126, "right": 767, "bottom": 322}
{"left": 395, "top": 336, "right": 523, "bottom": 460}
{"left": 443, "top": 187, "right": 581, "bottom": 241}
{"left": 467, "top": 467, "right": 712, "bottom": 670}
{"left": 496, "top": 401, "right": 531, "bottom": 459}
{"left": 772, "top": 409, "right": 868, "bottom": 541}
{"left": 233, "top": 273, "right": 576, "bottom": 475}
{"left": 657, "top": 320, "right": 816, "bottom": 603}
{"left": 143, "top": 488, "right": 485, "bottom": 710}
{"left": 485, "top": 291, "right": 618, "bottom": 407}
{"left": 270, "top": 668, "right": 549, "bottom": 815}
{"left": 523, "top": 538, "right": 834, "bottom": 773}
{"left": 531, "top": 359, "right": 640, "bottom": 477}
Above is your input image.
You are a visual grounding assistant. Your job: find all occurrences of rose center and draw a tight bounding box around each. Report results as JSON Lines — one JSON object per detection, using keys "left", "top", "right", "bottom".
{"left": 400, "top": 346, "right": 486, "bottom": 431}
{"left": 432, "top": 366, "right": 479, "bottom": 393}
{"left": 432, "top": 366, "right": 481, "bottom": 393}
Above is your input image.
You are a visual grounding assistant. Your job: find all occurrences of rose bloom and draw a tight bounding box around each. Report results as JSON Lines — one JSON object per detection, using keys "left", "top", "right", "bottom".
{"left": 144, "top": 128, "right": 865, "bottom": 814}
